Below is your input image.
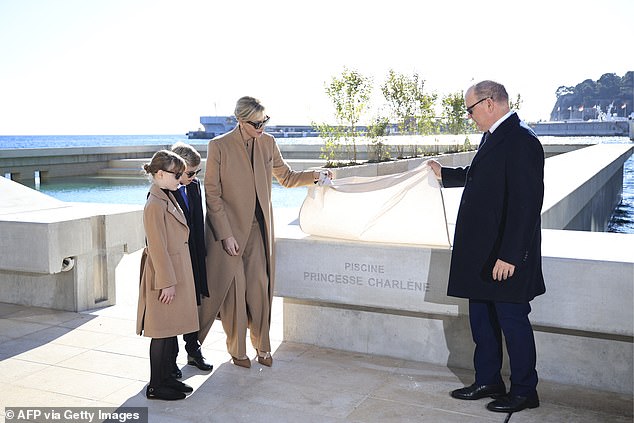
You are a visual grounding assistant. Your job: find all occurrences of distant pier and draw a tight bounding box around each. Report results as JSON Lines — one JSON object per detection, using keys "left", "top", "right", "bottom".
{"left": 529, "top": 119, "right": 633, "bottom": 138}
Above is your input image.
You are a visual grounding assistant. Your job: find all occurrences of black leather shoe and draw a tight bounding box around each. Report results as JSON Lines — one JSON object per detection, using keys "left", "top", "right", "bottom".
{"left": 163, "top": 378, "right": 194, "bottom": 394}
{"left": 450, "top": 383, "right": 506, "bottom": 400}
{"left": 486, "top": 393, "right": 539, "bottom": 413}
{"left": 170, "top": 365, "right": 182, "bottom": 379}
{"left": 187, "top": 355, "right": 213, "bottom": 371}
{"left": 146, "top": 386, "right": 186, "bottom": 401}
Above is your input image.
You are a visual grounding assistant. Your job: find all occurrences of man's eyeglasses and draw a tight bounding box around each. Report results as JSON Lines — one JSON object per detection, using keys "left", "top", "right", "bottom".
{"left": 163, "top": 169, "right": 183, "bottom": 179}
{"left": 466, "top": 97, "right": 491, "bottom": 115}
{"left": 186, "top": 169, "right": 201, "bottom": 178}
{"left": 246, "top": 115, "right": 270, "bottom": 129}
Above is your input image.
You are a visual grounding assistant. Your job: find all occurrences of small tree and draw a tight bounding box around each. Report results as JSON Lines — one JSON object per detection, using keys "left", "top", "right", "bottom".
{"left": 381, "top": 70, "right": 437, "bottom": 136}
{"left": 313, "top": 121, "right": 344, "bottom": 166}
{"left": 324, "top": 67, "right": 372, "bottom": 163}
{"left": 441, "top": 91, "right": 474, "bottom": 134}
{"left": 365, "top": 116, "right": 391, "bottom": 162}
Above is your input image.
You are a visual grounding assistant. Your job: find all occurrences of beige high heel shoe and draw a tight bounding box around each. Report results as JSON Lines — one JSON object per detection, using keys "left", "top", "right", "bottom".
{"left": 231, "top": 356, "right": 251, "bottom": 369}
{"left": 256, "top": 350, "right": 273, "bottom": 367}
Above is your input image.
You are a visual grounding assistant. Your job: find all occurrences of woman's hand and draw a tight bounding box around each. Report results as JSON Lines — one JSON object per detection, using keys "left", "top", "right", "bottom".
{"left": 313, "top": 169, "right": 334, "bottom": 183}
{"left": 222, "top": 236, "right": 240, "bottom": 256}
{"left": 159, "top": 285, "right": 176, "bottom": 304}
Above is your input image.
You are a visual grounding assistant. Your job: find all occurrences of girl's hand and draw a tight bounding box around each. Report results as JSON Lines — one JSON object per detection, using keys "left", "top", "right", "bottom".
{"left": 222, "top": 236, "right": 240, "bottom": 256}
{"left": 159, "top": 285, "right": 176, "bottom": 304}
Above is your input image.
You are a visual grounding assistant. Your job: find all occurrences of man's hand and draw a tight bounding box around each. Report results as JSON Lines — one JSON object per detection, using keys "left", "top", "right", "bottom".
{"left": 492, "top": 259, "right": 515, "bottom": 281}
{"left": 427, "top": 160, "right": 442, "bottom": 179}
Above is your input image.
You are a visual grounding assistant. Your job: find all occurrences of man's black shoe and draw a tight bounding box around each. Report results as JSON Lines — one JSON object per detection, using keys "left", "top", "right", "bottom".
{"left": 450, "top": 383, "right": 506, "bottom": 400}
{"left": 187, "top": 355, "right": 213, "bottom": 371}
{"left": 486, "top": 393, "right": 539, "bottom": 413}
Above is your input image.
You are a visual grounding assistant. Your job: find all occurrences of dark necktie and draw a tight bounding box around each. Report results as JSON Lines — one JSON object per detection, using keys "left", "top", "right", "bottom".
{"left": 179, "top": 186, "right": 189, "bottom": 210}
{"left": 479, "top": 131, "right": 491, "bottom": 149}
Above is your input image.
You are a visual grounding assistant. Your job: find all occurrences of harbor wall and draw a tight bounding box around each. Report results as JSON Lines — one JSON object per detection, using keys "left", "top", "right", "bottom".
{"left": 0, "top": 142, "right": 588, "bottom": 181}
{"left": 529, "top": 120, "right": 632, "bottom": 138}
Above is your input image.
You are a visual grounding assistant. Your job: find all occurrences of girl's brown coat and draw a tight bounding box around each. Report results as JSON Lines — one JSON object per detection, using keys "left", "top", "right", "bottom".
{"left": 136, "top": 184, "right": 199, "bottom": 338}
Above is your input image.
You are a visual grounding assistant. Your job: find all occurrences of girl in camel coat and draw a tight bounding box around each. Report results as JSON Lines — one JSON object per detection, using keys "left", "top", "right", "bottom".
{"left": 137, "top": 150, "right": 199, "bottom": 400}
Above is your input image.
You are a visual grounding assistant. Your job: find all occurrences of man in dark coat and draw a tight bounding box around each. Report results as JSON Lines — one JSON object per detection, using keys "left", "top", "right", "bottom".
{"left": 428, "top": 80, "right": 545, "bottom": 415}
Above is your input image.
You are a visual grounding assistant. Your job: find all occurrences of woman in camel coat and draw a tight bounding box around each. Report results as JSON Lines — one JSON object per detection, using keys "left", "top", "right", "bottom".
{"left": 198, "top": 96, "right": 331, "bottom": 368}
{"left": 136, "top": 150, "right": 199, "bottom": 400}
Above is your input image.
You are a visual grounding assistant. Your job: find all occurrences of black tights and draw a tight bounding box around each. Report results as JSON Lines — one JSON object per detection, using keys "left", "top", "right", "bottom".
{"left": 149, "top": 336, "right": 177, "bottom": 387}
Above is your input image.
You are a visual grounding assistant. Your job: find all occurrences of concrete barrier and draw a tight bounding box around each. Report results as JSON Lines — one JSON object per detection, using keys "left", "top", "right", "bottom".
{"left": 0, "top": 177, "right": 144, "bottom": 311}
{"left": 541, "top": 144, "right": 633, "bottom": 231}
{"left": 274, "top": 144, "right": 634, "bottom": 394}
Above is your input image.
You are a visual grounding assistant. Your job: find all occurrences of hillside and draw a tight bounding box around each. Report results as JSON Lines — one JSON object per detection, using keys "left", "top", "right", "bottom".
{"left": 550, "top": 71, "right": 633, "bottom": 121}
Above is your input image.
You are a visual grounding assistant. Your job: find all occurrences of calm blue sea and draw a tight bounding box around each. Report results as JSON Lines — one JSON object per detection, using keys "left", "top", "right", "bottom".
{"left": 1, "top": 134, "right": 632, "bottom": 233}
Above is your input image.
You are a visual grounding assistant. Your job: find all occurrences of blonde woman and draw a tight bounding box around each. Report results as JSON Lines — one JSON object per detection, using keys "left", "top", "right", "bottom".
{"left": 199, "top": 96, "right": 332, "bottom": 368}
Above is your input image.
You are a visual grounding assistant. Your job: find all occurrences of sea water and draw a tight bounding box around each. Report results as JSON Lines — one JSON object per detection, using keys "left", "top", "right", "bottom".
{"left": 18, "top": 175, "right": 308, "bottom": 209}
{"left": 1, "top": 134, "right": 632, "bottom": 233}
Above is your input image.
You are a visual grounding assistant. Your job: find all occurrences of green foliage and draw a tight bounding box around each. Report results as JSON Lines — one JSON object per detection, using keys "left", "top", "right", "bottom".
{"left": 551, "top": 71, "right": 633, "bottom": 120}
{"left": 312, "top": 122, "right": 344, "bottom": 165}
{"left": 323, "top": 67, "right": 373, "bottom": 163}
{"left": 365, "top": 116, "right": 391, "bottom": 162}
{"left": 441, "top": 91, "right": 474, "bottom": 134}
{"left": 462, "top": 136, "right": 473, "bottom": 152}
{"left": 381, "top": 70, "right": 437, "bottom": 136}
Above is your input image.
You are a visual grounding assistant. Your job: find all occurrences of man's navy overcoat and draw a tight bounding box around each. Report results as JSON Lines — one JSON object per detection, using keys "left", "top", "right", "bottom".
{"left": 442, "top": 113, "right": 546, "bottom": 303}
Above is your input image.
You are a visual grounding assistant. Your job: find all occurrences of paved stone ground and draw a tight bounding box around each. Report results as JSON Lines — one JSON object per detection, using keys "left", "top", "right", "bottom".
{"left": 0, "top": 250, "right": 631, "bottom": 423}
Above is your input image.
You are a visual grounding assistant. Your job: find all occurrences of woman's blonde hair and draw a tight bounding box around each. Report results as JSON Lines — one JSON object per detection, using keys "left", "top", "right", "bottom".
{"left": 234, "top": 96, "right": 265, "bottom": 121}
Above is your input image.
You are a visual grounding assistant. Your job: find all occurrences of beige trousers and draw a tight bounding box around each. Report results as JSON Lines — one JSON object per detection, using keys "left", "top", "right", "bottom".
{"left": 220, "top": 219, "right": 271, "bottom": 358}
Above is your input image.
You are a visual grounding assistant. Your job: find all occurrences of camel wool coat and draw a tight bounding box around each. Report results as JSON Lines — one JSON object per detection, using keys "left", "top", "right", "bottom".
{"left": 136, "top": 184, "right": 200, "bottom": 338}
{"left": 198, "top": 127, "right": 315, "bottom": 342}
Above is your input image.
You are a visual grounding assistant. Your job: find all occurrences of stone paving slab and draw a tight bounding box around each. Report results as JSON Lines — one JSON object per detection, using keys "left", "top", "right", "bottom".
{"left": 0, "top": 250, "right": 632, "bottom": 423}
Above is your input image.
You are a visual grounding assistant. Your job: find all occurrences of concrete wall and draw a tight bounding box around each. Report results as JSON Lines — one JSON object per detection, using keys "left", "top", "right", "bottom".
{"left": 530, "top": 120, "right": 631, "bottom": 137}
{"left": 541, "top": 144, "right": 633, "bottom": 231}
{"left": 0, "top": 145, "right": 172, "bottom": 181}
{"left": 0, "top": 177, "right": 144, "bottom": 311}
{"left": 1, "top": 141, "right": 584, "bottom": 181}
{"left": 275, "top": 217, "right": 634, "bottom": 395}
{"left": 0, "top": 143, "right": 472, "bottom": 180}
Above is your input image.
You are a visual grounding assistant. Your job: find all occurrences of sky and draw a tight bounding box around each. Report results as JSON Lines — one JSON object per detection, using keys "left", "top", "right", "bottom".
{"left": 0, "top": 0, "right": 632, "bottom": 135}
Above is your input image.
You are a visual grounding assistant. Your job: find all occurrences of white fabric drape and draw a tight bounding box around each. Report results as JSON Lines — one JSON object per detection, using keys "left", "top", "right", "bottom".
{"left": 299, "top": 162, "right": 451, "bottom": 247}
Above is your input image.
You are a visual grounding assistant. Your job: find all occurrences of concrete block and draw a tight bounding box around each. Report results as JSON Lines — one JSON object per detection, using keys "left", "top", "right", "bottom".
{"left": 0, "top": 177, "right": 144, "bottom": 311}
